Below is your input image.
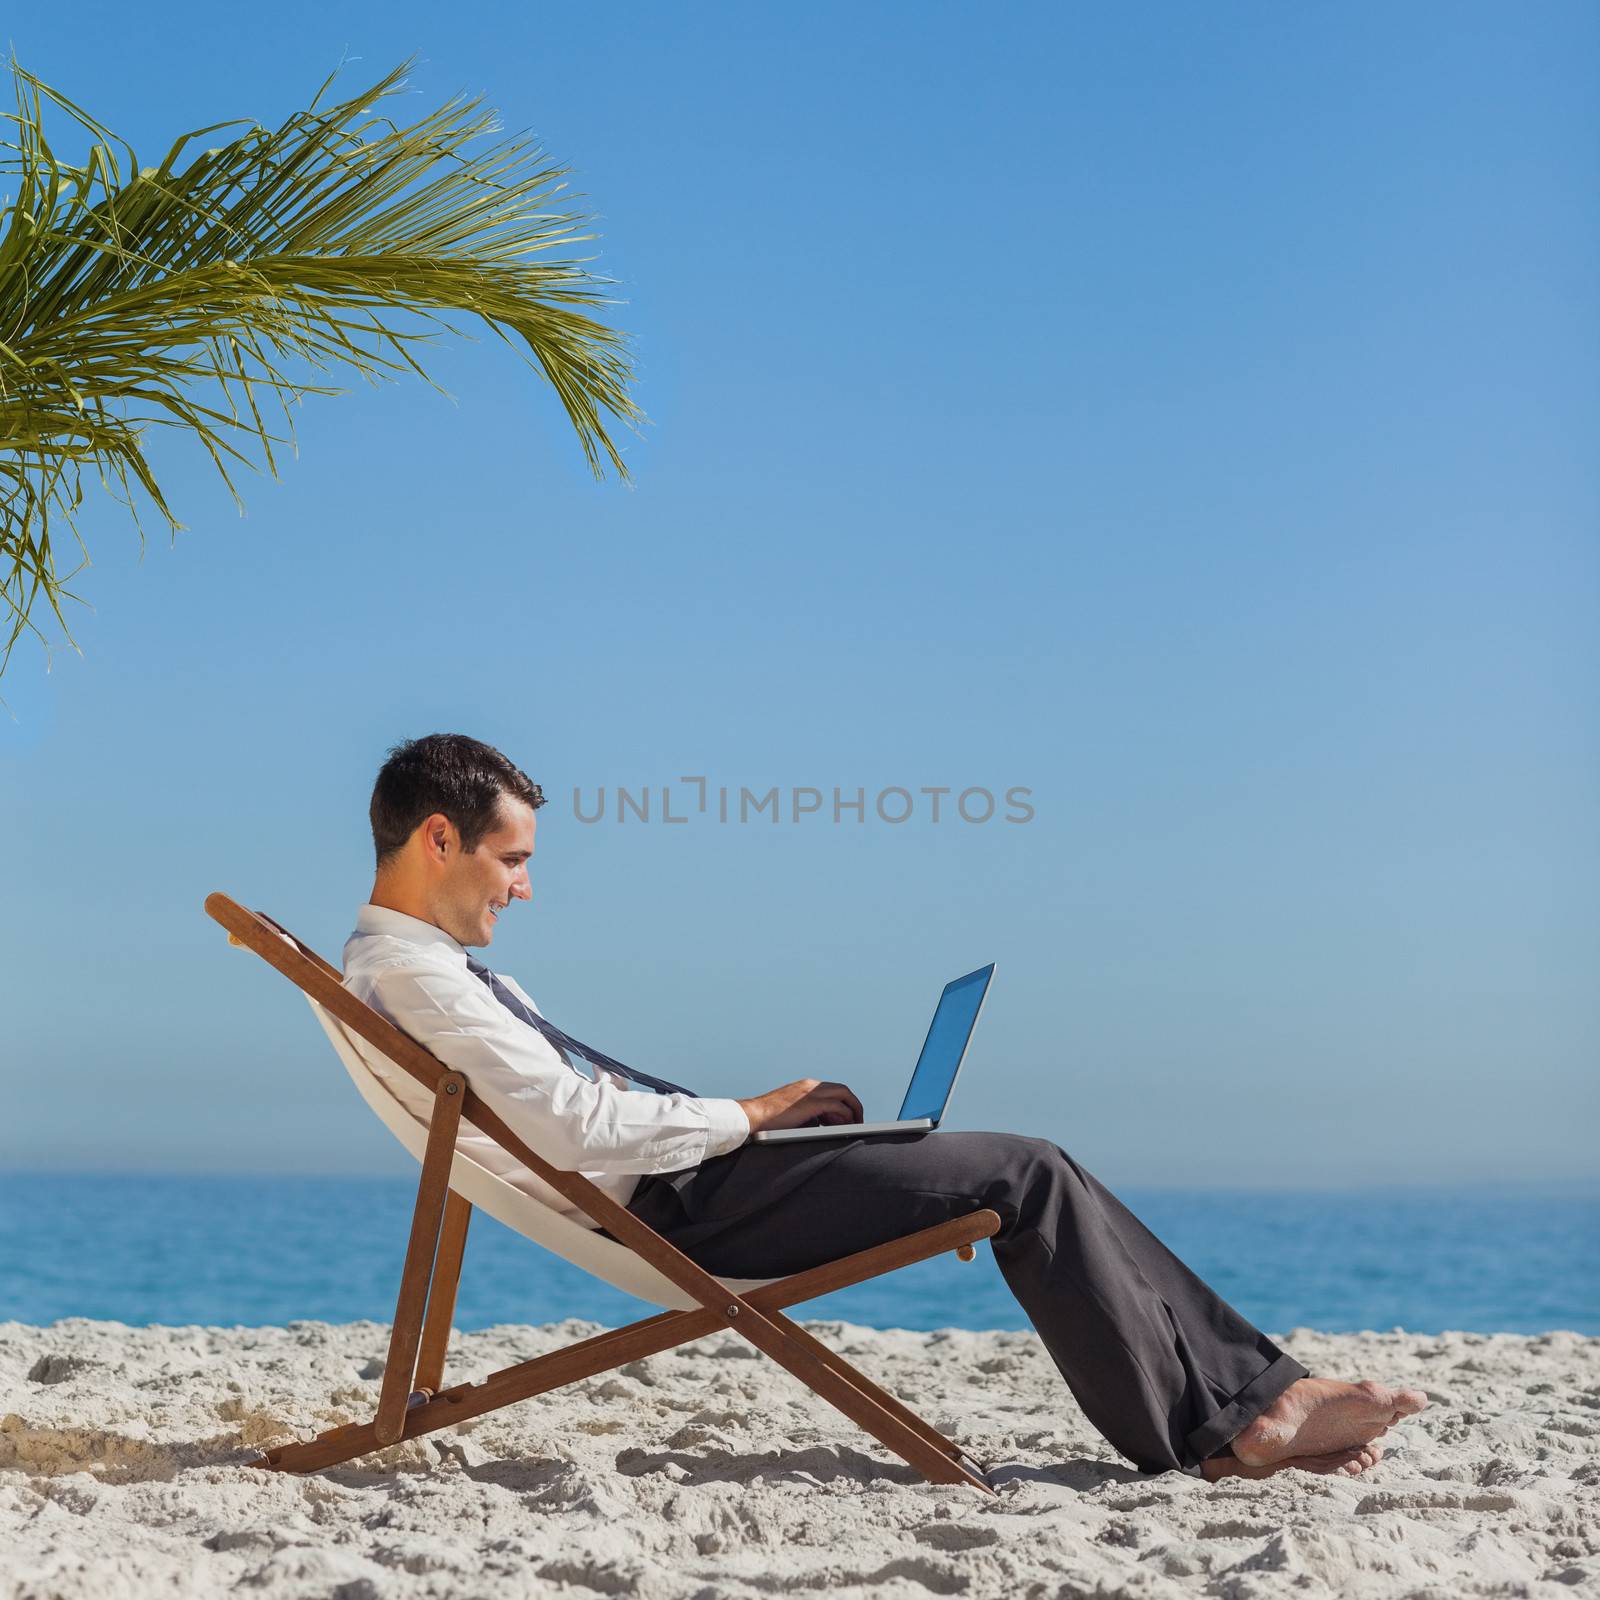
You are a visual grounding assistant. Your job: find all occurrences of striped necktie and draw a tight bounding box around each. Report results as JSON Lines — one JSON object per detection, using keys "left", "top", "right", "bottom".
{"left": 464, "top": 956, "right": 696, "bottom": 1098}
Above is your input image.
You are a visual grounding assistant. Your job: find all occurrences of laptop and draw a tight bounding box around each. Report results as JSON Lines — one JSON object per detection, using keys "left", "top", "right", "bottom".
{"left": 752, "top": 963, "right": 996, "bottom": 1143}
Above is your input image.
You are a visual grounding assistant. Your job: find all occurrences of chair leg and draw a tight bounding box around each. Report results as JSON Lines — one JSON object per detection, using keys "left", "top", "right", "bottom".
{"left": 262, "top": 1303, "right": 990, "bottom": 1490}
{"left": 374, "top": 1074, "right": 465, "bottom": 1444}
{"left": 415, "top": 1191, "right": 472, "bottom": 1395}
{"left": 724, "top": 1304, "right": 993, "bottom": 1492}
{"left": 759, "top": 1308, "right": 982, "bottom": 1471}
{"left": 261, "top": 1306, "right": 712, "bottom": 1474}
{"left": 598, "top": 1308, "right": 991, "bottom": 1488}
{"left": 260, "top": 1210, "right": 1003, "bottom": 1489}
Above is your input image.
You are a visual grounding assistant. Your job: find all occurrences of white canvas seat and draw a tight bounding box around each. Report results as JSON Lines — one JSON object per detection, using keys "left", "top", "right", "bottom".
{"left": 306, "top": 995, "right": 775, "bottom": 1310}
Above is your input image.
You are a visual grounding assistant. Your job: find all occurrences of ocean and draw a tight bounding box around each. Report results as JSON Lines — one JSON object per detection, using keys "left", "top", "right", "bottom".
{"left": 1, "top": 1173, "right": 1594, "bottom": 1336}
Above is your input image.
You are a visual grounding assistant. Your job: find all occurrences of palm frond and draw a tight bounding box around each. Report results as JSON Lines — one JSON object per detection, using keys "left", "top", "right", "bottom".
{"left": 0, "top": 55, "right": 642, "bottom": 676}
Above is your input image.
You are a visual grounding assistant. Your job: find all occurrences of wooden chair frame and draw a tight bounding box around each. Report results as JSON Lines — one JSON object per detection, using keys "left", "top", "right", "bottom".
{"left": 205, "top": 893, "right": 1000, "bottom": 1492}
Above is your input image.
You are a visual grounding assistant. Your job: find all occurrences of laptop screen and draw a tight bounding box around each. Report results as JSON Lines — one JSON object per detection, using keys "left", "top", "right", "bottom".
{"left": 897, "top": 964, "right": 995, "bottom": 1124}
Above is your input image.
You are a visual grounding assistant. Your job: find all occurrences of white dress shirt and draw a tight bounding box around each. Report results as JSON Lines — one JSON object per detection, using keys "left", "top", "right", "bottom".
{"left": 342, "top": 904, "right": 749, "bottom": 1225}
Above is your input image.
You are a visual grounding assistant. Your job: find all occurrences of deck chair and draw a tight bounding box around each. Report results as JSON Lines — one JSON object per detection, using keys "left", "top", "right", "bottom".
{"left": 204, "top": 892, "right": 1000, "bottom": 1492}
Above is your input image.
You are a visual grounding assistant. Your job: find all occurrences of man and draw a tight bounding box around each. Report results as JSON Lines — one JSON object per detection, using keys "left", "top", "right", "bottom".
{"left": 345, "top": 733, "right": 1427, "bottom": 1482}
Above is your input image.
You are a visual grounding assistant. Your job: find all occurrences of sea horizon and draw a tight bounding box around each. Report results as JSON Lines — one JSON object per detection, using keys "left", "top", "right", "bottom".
{"left": 5, "top": 1170, "right": 1595, "bottom": 1338}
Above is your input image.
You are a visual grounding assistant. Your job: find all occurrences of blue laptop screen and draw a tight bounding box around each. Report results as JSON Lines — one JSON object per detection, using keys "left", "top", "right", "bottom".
{"left": 897, "top": 965, "right": 994, "bottom": 1123}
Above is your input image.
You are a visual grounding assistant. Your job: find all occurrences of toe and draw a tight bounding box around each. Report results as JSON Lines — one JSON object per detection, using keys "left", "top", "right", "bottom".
{"left": 1358, "top": 1380, "right": 1427, "bottom": 1420}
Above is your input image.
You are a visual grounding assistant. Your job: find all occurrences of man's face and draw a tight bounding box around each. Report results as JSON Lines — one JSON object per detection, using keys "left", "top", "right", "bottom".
{"left": 432, "top": 797, "right": 537, "bottom": 948}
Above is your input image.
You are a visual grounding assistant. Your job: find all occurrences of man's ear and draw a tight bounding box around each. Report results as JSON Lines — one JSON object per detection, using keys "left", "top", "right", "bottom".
{"left": 420, "top": 813, "right": 453, "bottom": 863}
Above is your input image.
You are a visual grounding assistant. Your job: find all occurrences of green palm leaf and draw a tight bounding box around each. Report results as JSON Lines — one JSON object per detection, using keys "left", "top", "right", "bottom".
{"left": 0, "top": 55, "right": 642, "bottom": 677}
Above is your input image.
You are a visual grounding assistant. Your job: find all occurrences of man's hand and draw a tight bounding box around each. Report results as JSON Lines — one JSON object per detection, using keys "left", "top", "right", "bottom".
{"left": 736, "top": 1078, "right": 864, "bottom": 1134}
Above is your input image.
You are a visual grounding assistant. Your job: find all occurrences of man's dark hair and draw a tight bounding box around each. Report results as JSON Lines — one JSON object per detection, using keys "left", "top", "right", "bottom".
{"left": 370, "top": 734, "right": 546, "bottom": 868}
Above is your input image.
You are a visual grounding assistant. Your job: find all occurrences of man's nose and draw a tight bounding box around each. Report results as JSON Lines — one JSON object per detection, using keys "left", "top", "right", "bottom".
{"left": 511, "top": 873, "right": 532, "bottom": 900}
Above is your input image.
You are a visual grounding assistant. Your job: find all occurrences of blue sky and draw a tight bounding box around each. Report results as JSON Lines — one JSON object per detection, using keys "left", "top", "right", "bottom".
{"left": 2, "top": 1, "right": 1594, "bottom": 1187}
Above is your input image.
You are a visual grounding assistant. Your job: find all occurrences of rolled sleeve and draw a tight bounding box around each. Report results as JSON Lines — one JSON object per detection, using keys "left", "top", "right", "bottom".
{"left": 697, "top": 1095, "right": 753, "bottom": 1161}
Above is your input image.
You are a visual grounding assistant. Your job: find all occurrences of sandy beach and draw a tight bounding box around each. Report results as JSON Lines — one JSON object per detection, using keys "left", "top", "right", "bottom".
{"left": 2, "top": 1318, "right": 1596, "bottom": 1599}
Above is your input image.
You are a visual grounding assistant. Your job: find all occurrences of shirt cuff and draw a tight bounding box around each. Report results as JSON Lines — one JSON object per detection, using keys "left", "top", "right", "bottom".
{"left": 700, "top": 1096, "right": 750, "bottom": 1157}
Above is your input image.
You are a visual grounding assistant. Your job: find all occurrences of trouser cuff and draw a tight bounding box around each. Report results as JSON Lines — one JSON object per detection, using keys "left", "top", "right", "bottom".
{"left": 1183, "top": 1352, "right": 1309, "bottom": 1470}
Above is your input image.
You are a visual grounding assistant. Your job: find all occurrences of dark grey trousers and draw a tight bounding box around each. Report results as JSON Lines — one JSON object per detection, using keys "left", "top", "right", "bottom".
{"left": 625, "top": 1131, "right": 1307, "bottom": 1475}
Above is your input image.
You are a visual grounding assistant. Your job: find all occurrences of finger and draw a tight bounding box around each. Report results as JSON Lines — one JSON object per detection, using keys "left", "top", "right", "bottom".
{"left": 819, "top": 1082, "right": 864, "bottom": 1123}
{"left": 811, "top": 1090, "right": 862, "bottom": 1125}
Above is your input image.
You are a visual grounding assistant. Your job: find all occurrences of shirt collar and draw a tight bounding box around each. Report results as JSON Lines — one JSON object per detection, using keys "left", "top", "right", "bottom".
{"left": 354, "top": 903, "right": 470, "bottom": 960}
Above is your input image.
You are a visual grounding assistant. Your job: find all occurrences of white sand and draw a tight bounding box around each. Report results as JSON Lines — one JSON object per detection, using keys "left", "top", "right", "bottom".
{"left": 2, "top": 1319, "right": 1596, "bottom": 1599}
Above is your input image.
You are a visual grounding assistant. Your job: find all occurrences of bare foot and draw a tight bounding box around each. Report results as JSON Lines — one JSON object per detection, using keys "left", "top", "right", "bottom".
{"left": 1203, "top": 1438, "right": 1386, "bottom": 1482}
{"left": 1231, "top": 1378, "right": 1427, "bottom": 1467}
